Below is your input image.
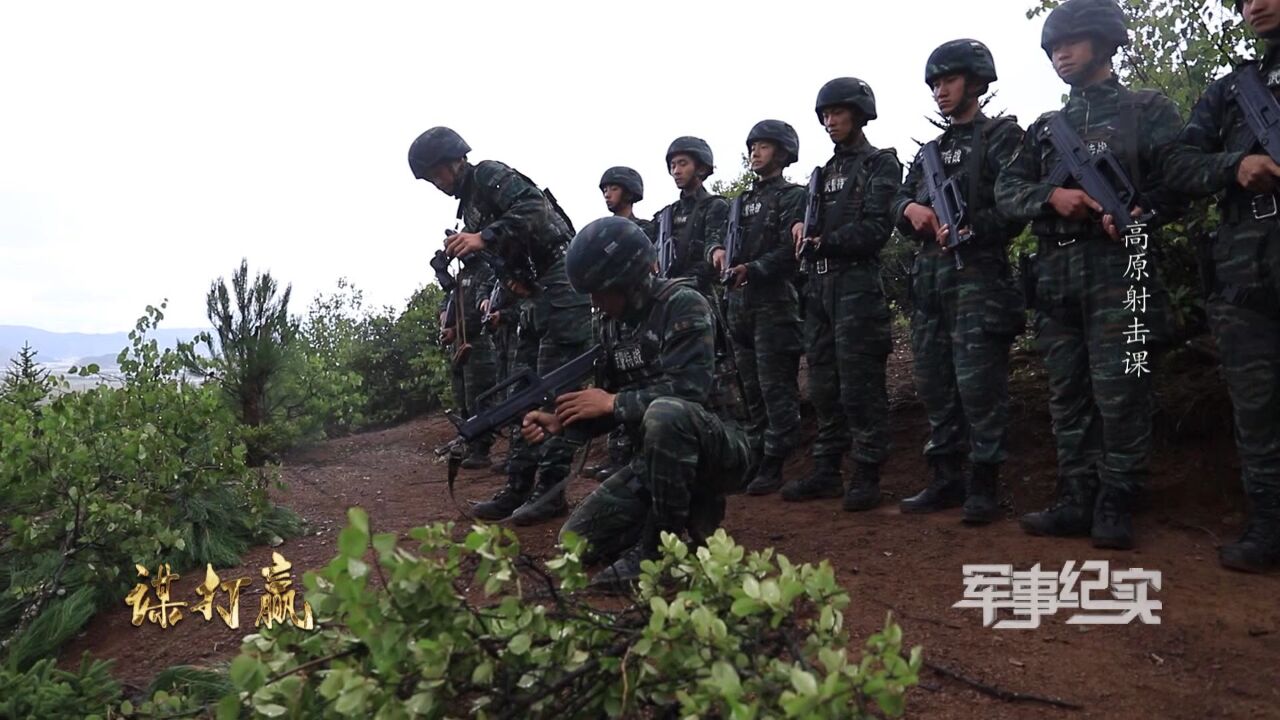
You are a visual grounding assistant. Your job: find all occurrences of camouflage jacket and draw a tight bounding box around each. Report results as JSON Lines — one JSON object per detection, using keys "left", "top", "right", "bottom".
{"left": 455, "top": 160, "right": 575, "bottom": 279}
{"left": 893, "top": 113, "right": 1026, "bottom": 255}
{"left": 706, "top": 174, "right": 805, "bottom": 302}
{"left": 1162, "top": 50, "right": 1280, "bottom": 210}
{"left": 567, "top": 278, "right": 735, "bottom": 440}
{"left": 995, "top": 76, "right": 1184, "bottom": 240}
{"left": 647, "top": 185, "right": 729, "bottom": 293}
{"left": 812, "top": 136, "right": 902, "bottom": 261}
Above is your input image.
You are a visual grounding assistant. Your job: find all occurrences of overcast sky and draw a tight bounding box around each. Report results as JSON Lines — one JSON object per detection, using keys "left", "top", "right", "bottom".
{"left": 3, "top": 1, "right": 1079, "bottom": 333}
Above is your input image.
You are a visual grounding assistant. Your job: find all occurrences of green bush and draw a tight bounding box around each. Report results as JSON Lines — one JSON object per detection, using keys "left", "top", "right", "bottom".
{"left": 0, "top": 303, "right": 299, "bottom": 672}
{"left": 209, "top": 509, "right": 919, "bottom": 719}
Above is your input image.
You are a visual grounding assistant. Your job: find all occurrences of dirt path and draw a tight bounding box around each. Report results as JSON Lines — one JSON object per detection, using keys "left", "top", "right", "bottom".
{"left": 62, "top": 339, "right": 1280, "bottom": 718}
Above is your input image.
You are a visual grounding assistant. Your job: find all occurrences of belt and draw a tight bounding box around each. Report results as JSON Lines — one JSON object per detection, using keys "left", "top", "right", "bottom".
{"left": 1221, "top": 193, "right": 1280, "bottom": 224}
{"left": 804, "top": 256, "right": 863, "bottom": 275}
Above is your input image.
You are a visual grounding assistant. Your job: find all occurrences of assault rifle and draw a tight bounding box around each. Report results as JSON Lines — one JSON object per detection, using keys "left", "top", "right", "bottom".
{"left": 1234, "top": 64, "right": 1280, "bottom": 165}
{"left": 435, "top": 345, "right": 603, "bottom": 513}
{"left": 480, "top": 282, "right": 507, "bottom": 334}
{"left": 1045, "top": 113, "right": 1149, "bottom": 234}
{"left": 919, "top": 140, "right": 970, "bottom": 270}
{"left": 796, "top": 167, "right": 822, "bottom": 261}
{"left": 430, "top": 250, "right": 471, "bottom": 366}
{"left": 656, "top": 207, "right": 676, "bottom": 278}
{"left": 722, "top": 196, "right": 745, "bottom": 287}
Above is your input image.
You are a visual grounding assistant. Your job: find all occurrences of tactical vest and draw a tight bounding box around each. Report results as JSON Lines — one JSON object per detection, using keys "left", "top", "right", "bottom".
{"left": 818, "top": 146, "right": 897, "bottom": 259}
{"left": 601, "top": 278, "right": 743, "bottom": 421}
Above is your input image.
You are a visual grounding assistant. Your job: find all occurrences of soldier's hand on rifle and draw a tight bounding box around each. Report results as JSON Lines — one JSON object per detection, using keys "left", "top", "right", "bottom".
{"left": 521, "top": 410, "right": 562, "bottom": 444}
{"left": 440, "top": 327, "right": 456, "bottom": 345}
{"left": 711, "top": 247, "right": 727, "bottom": 273}
{"left": 445, "top": 230, "right": 485, "bottom": 258}
{"left": 1236, "top": 154, "right": 1280, "bottom": 193}
{"left": 792, "top": 222, "right": 817, "bottom": 257}
{"left": 1048, "top": 188, "right": 1104, "bottom": 221}
{"left": 554, "top": 387, "right": 616, "bottom": 426}
{"left": 904, "top": 202, "right": 941, "bottom": 238}
{"left": 936, "top": 223, "right": 953, "bottom": 249}
{"left": 479, "top": 298, "right": 491, "bottom": 316}
{"left": 1102, "top": 206, "right": 1144, "bottom": 242}
{"left": 724, "top": 265, "right": 749, "bottom": 289}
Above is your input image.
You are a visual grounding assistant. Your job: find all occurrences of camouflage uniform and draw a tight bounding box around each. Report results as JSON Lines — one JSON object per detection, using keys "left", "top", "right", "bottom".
{"left": 560, "top": 276, "right": 751, "bottom": 562}
{"left": 454, "top": 160, "right": 593, "bottom": 521}
{"left": 706, "top": 176, "right": 806, "bottom": 464}
{"left": 442, "top": 257, "right": 499, "bottom": 457}
{"left": 785, "top": 136, "right": 902, "bottom": 508}
{"left": 995, "top": 76, "right": 1182, "bottom": 542}
{"left": 647, "top": 186, "right": 729, "bottom": 297}
{"left": 1161, "top": 49, "right": 1280, "bottom": 571}
{"left": 893, "top": 113, "right": 1026, "bottom": 506}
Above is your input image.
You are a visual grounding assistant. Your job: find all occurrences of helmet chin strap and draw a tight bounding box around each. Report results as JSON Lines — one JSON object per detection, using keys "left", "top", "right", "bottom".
{"left": 1066, "top": 41, "right": 1115, "bottom": 87}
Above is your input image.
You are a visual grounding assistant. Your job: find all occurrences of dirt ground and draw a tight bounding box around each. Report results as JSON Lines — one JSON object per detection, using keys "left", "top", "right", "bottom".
{"left": 62, "top": 337, "right": 1280, "bottom": 718}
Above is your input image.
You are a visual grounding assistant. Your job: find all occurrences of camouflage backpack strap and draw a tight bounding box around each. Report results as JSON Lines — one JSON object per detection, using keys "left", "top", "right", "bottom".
{"left": 966, "top": 114, "right": 1020, "bottom": 213}
{"left": 509, "top": 166, "right": 577, "bottom": 236}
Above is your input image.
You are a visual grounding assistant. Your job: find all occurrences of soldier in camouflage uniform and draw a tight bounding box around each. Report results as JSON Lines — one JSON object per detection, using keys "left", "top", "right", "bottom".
{"left": 893, "top": 40, "right": 1027, "bottom": 523}
{"left": 1159, "top": 0, "right": 1280, "bottom": 572}
{"left": 995, "top": 0, "right": 1183, "bottom": 549}
{"left": 439, "top": 255, "right": 499, "bottom": 469}
{"left": 480, "top": 284, "right": 520, "bottom": 475}
{"left": 408, "top": 126, "right": 592, "bottom": 526}
{"left": 647, "top": 137, "right": 729, "bottom": 296}
{"left": 707, "top": 120, "right": 806, "bottom": 495}
{"left": 579, "top": 166, "right": 653, "bottom": 481}
{"left": 526, "top": 216, "right": 750, "bottom": 586}
{"left": 781, "top": 77, "right": 903, "bottom": 512}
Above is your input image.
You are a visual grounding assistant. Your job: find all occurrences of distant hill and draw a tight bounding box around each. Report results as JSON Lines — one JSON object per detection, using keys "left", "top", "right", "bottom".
{"left": 0, "top": 325, "right": 211, "bottom": 368}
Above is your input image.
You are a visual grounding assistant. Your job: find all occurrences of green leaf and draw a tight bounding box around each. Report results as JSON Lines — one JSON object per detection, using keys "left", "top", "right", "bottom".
{"left": 789, "top": 666, "right": 818, "bottom": 697}
{"left": 371, "top": 532, "right": 397, "bottom": 557}
{"left": 256, "top": 702, "right": 288, "bottom": 717}
{"left": 508, "top": 633, "right": 531, "bottom": 655}
{"left": 229, "top": 655, "right": 265, "bottom": 692}
{"left": 348, "top": 506, "right": 369, "bottom": 535}
{"left": 338, "top": 526, "right": 367, "bottom": 559}
{"left": 731, "top": 597, "right": 762, "bottom": 617}
{"left": 742, "top": 575, "right": 760, "bottom": 599}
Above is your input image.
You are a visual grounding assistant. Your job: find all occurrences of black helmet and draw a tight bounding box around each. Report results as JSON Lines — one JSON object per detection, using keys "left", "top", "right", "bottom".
{"left": 815, "top": 77, "right": 878, "bottom": 122}
{"left": 925, "top": 39, "right": 998, "bottom": 86}
{"left": 1040, "top": 0, "right": 1129, "bottom": 57}
{"left": 408, "top": 127, "right": 471, "bottom": 179}
{"left": 599, "top": 166, "right": 644, "bottom": 202}
{"left": 665, "top": 136, "right": 715, "bottom": 172}
{"left": 746, "top": 120, "right": 800, "bottom": 166}
{"left": 566, "top": 216, "right": 656, "bottom": 294}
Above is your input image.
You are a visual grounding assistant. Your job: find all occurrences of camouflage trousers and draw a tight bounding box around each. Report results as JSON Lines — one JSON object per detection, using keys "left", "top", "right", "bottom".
{"left": 803, "top": 261, "right": 891, "bottom": 464}
{"left": 910, "top": 249, "right": 1023, "bottom": 464}
{"left": 506, "top": 260, "right": 592, "bottom": 481}
{"left": 1206, "top": 220, "right": 1280, "bottom": 495}
{"left": 1032, "top": 235, "right": 1170, "bottom": 496}
{"left": 449, "top": 312, "right": 498, "bottom": 451}
{"left": 726, "top": 293, "right": 802, "bottom": 459}
{"left": 560, "top": 397, "right": 751, "bottom": 559}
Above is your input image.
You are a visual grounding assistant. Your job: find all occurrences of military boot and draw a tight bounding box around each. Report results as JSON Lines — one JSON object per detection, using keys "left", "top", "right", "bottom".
{"left": 780, "top": 455, "right": 843, "bottom": 502}
{"left": 472, "top": 467, "right": 535, "bottom": 521}
{"left": 746, "top": 455, "right": 786, "bottom": 496}
{"left": 1219, "top": 490, "right": 1280, "bottom": 573}
{"left": 1019, "top": 476, "right": 1095, "bottom": 537}
{"left": 900, "top": 455, "right": 964, "bottom": 513}
{"left": 1091, "top": 486, "right": 1135, "bottom": 550}
{"left": 510, "top": 472, "right": 570, "bottom": 526}
{"left": 460, "top": 442, "right": 492, "bottom": 470}
{"left": 843, "top": 462, "right": 882, "bottom": 512}
{"left": 589, "top": 517, "right": 663, "bottom": 588}
{"left": 962, "top": 463, "right": 1001, "bottom": 525}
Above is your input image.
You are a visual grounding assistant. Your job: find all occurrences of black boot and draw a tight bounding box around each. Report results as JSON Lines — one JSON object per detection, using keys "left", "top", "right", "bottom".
{"left": 460, "top": 443, "right": 492, "bottom": 470}
{"left": 1220, "top": 491, "right": 1280, "bottom": 573}
{"left": 962, "top": 463, "right": 1001, "bottom": 525}
{"left": 1091, "top": 486, "right": 1135, "bottom": 549}
{"left": 510, "top": 473, "right": 570, "bottom": 526}
{"left": 746, "top": 455, "right": 786, "bottom": 496}
{"left": 590, "top": 517, "right": 663, "bottom": 588}
{"left": 1019, "top": 476, "right": 1095, "bottom": 537}
{"left": 472, "top": 468, "right": 534, "bottom": 521}
{"left": 900, "top": 455, "right": 964, "bottom": 514}
{"left": 780, "top": 455, "right": 843, "bottom": 502}
{"left": 843, "top": 462, "right": 882, "bottom": 512}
